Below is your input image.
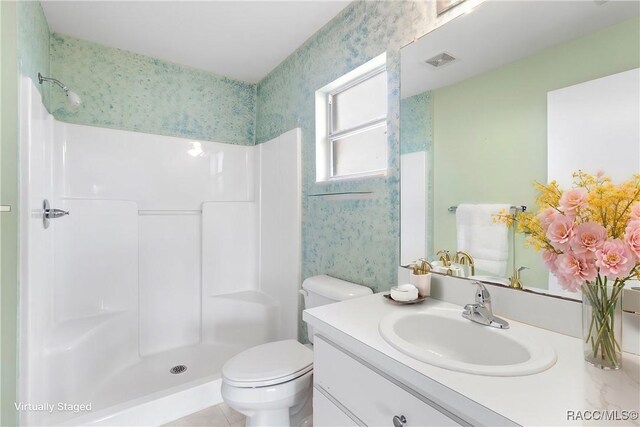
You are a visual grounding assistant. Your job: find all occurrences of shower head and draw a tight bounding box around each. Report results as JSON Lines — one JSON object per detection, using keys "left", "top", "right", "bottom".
{"left": 37, "top": 72, "right": 82, "bottom": 108}
{"left": 66, "top": 90, "right": 82, "bottom": 108}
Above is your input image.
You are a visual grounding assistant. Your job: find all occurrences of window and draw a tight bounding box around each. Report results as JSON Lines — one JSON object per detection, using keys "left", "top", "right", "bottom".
{"left": 316, "top": 53, "right": 388, "bottom": 181}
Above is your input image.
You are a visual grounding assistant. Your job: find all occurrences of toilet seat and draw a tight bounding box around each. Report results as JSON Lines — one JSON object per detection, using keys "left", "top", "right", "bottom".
{"left": 222, "top": 339, "right": 313, "bottom": 388}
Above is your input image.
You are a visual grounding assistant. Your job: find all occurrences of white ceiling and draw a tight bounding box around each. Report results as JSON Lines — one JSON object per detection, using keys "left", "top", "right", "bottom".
{"left": 401, "top": 0, "right": 640, "bottom": 98}
{"left": 41, "top": 1, "right": 351, "bottom": 84}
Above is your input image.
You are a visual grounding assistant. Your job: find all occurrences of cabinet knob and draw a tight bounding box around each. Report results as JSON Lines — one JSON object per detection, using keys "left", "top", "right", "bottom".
{"left": 393, "top": 415, "right": 407, "bottom": 427}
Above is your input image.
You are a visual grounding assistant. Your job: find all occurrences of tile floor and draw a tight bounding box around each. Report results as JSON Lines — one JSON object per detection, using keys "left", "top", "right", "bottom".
{"left": 163, "top": 403, "right": 245, "bottom": 427}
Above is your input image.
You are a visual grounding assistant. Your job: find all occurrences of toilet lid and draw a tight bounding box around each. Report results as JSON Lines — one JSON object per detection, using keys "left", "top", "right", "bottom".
{"left": 222, "top": 339, "right": 313, "bottom": 388}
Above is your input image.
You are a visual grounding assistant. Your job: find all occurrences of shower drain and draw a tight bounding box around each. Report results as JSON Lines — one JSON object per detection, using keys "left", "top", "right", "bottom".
{"left": 170, "top": 365, "right": 187, "bottom": 374}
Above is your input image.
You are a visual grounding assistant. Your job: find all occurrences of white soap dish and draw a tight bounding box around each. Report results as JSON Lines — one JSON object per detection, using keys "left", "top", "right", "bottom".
{"left": 383, "top": 293, "right": 427, "bottom": 305}
{"left": 390, "top": 284, "right": 419, "bottom": 301}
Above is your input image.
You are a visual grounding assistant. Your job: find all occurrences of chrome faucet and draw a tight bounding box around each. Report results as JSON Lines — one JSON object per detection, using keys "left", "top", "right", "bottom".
{"left": 462, "top": 281, "right": 509, "bottom": 329}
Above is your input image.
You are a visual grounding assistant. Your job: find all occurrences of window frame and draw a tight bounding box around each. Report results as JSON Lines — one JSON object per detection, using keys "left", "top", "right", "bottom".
{"left": 326, "top": 66, "right": 388, "bottom": 180}
{"left": 315, "top": 54, "right": 389, "bottom": 183}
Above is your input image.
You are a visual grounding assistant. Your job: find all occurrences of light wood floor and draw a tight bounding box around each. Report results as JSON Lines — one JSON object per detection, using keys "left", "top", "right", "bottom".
{"left": 163, "top": 403, "right": 245, "bottom": 427}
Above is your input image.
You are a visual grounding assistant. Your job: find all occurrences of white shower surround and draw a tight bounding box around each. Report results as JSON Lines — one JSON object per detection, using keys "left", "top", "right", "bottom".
{"left": 18, "top": 78, "right": 302, "bottom": 426}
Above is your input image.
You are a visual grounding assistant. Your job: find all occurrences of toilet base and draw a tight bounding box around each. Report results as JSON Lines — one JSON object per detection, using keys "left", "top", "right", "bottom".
{"left": 222, "top": 371, "right": 313, "bottom": 427}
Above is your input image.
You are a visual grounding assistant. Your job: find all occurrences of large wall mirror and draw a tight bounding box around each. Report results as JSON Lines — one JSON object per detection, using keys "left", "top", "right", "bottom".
{"left": 400, "top": 0, "right": 640, "bottom": 299}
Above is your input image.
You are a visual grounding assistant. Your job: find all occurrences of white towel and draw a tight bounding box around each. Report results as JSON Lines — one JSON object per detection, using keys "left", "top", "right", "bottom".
{"left": 456, "top": 204, "right": 510, "bottom": 277}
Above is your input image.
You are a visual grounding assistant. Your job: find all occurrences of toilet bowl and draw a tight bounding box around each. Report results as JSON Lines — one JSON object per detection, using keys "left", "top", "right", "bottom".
{"left": 221, "top": 275, "right": 373, "bottom": 426}
{"left": 221, "top": 339, "right": 313, "bottom": 427}
{"left": 221, "top": 371, "right": 312, "bottom": 427}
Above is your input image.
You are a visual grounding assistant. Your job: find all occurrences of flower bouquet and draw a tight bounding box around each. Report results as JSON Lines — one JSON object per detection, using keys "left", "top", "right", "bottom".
{"left": 513, "top": 171, "right": 640, "bottom": 369}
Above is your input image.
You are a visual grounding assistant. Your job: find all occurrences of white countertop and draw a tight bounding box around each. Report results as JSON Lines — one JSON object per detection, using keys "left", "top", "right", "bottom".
{"left": 303, "top": 293, "right": 640, "bottom": 427}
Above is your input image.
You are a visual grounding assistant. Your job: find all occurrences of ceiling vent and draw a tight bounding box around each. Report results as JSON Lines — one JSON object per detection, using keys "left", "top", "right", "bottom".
{"left": 425, "top": 52, "right": 457, "bottom": 68}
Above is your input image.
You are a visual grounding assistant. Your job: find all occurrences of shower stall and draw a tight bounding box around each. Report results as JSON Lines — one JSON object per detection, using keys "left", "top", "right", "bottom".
{"left": 18, "top": 77, "right": 302, "bottom": 426}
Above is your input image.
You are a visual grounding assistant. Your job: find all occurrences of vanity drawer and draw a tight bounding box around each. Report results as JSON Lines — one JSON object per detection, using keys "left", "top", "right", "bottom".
{"left": 313, "top": 386, "right": 360, "bottom": 427}
{"left": 314, "top": 336, "right": 461, "bottom": 427}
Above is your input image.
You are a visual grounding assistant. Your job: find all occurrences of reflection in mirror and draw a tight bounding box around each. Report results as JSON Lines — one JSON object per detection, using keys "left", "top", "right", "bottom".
{"left": 400, "top": 1, "right": 640, "bottom": 299}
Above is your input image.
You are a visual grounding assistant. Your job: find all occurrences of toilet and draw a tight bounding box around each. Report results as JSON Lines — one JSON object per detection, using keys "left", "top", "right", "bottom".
{"left": 221, "top": 275, "right": 373, "bottom": 427}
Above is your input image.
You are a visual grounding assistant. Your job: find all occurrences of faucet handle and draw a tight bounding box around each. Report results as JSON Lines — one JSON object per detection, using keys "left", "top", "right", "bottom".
{"left": 436, "top": 250, "right": 452, "bottom": 266}
{"left": 416, "top": 258, "right": 433, "bottom": 274}
{"left": 471, "top": 281, "right": 491, "bottom": 306}
{"left": 509, "top": 266, "right": 529, "bottom": 289}
{"left": 464, "top": 281, "right": 509, "bottom": 329}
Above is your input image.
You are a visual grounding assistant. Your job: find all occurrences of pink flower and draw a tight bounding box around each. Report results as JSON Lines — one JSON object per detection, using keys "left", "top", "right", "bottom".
{"left": 542, "top": 249, "right": 558, "bottom": 271}
{"left": 556, "top": 251, "right": 597, "bottom": 292}
{"left": 570, "top": 222, "right": 607, "bottom": 256}
{"left": 542, "top": 249, "right": 567, "bottom": 288}
{"left": 630, "top": 203, "right": 640, "bottom": 221}
{"left": 537, "top": 207, "right": 562, "bottom": 232}
{"left": 546, "top": 215, "right": 575, "bottom": 251}
{"left": 624, "top": 220, "right": 640, "bottom": 259}
{"left": 596, "top": 239, "right": 636, "bottom": 280}
{"left": 559, "top": 188, "right": 588, "bottom": 216}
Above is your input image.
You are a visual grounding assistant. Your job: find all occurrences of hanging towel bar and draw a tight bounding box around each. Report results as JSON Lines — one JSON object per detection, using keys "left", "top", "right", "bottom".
{"left": 448, "top": 205, "right": 526, "bottom": 213}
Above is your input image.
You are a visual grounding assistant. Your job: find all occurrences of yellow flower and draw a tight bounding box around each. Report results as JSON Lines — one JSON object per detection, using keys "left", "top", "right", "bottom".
{"left": 497, "top": 171, "right": 640, "bottom": 252}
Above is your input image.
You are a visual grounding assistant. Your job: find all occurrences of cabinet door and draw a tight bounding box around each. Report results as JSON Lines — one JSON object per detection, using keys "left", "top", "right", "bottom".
{"left": 314, "top": 337, "right": 461, "bottom": 427}
{"left": 314, "top": 387, "right": 360, "bottom": 427}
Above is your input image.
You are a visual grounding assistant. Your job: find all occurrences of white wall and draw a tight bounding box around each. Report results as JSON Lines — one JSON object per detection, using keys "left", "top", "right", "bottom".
{"left": 259, "top": 129, "right": 302, "bottom": 340}
{"left": 54, "top": 119, "right": 260, "bottom": 358}
{"left": 19, "top": 77, "right": 55, "bottom": 417}
{"left": 139, "top": 213, "right": 202, "bottom": 355}
{"left": 548, "top": 68, "right": 640, "bottom": 187}
{"left": 400, "top": 151, "right": 428, "bottom": 266}
{"left": 53, "top": 124, "right": 256, "bottom": 209}
{"left": 202, "top": 202, "right": 258, "bottom": 298}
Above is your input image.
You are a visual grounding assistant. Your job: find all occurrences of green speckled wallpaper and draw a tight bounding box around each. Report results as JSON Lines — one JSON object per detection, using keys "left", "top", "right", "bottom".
{"left": 400, "top": 91, "right": 432, "bottom": 155}
{"left": 255, "top": 0, "right": 463, "bottom": 309}
{"left": 50, "top": 33, "right": 257, "bottom": 145}
{"left": 16, "top": 0, "right": 50, "bottom": 105}
{"left": 400, "top": 91, "right": 434, "bottom": 258}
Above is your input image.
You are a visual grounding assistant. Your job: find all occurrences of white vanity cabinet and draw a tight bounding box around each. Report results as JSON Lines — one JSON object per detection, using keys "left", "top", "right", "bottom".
{"left": 313, "top": 389, "right": 360, "bottom": 427}
{"left": 305, "top": 293, "right": 640, "bottom": 427}
{"left": 313, "top": 336, "right": 462, "bottom": 427}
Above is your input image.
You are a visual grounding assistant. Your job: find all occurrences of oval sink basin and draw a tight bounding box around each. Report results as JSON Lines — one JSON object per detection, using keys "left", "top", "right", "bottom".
{"left": 379, "top": 308, "right": 556, "bottom": 376}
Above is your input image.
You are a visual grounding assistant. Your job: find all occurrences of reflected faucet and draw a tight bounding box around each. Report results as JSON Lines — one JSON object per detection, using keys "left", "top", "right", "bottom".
{"left": 462, "top": 281, "right": 509, "bottom": 329}
{"left": 436, "top": 250, "right": 452, "bottom": 267}
{"left": 454, "top": 251, "right": 475, "bottom": 276}
{"left": 412, "top": 259, "right": 432, "bottom": 275}
{"left": 509, "top": 266, "right": 528, "bottom": 289}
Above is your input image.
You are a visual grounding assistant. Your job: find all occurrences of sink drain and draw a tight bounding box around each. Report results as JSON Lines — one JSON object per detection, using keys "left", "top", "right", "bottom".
{"left": 170, "top": 365, "right": 187, "bottom": 374}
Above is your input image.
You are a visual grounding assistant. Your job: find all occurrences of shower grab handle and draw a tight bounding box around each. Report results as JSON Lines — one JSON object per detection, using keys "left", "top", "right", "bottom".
{"left": 45, "top": 208, "right": 69, "bottom": 219}
{"left": 42, "top": 199, "right": 69, "bottom": 229}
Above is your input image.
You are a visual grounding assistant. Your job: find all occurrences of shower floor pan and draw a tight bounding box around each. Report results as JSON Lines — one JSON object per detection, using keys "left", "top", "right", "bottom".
{"left": 54, "top": 342, "right": 242, "bottom": 426}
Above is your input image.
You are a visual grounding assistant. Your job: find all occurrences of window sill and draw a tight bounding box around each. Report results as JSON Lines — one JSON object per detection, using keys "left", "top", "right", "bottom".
{"left": 317, "top": 169, "right": 388, "bottom": 184}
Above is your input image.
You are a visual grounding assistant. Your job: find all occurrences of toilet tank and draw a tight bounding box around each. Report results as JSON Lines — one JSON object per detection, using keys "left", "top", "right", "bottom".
{"left": 300, "top": 275, "right": 373, "bottom": 343}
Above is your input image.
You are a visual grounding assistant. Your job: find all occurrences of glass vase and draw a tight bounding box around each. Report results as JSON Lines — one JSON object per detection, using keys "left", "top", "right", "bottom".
{"left": 581, "top": 282, "right": 623, "bottom": 370}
